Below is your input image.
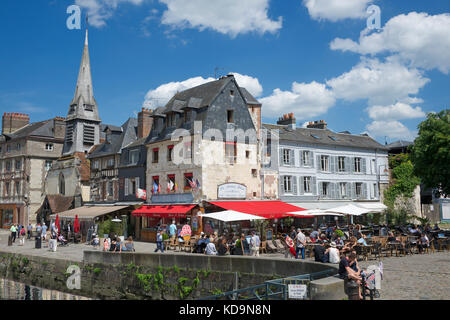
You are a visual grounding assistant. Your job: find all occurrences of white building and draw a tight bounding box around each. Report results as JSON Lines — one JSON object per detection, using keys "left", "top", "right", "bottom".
{"left": 264, "top": 116, "right": 389, "bottom": 213}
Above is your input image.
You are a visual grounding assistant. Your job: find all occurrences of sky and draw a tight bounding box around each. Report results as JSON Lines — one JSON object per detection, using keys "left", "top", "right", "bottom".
{"left": 0, "top": 0, "right": 449, "bottom": 144}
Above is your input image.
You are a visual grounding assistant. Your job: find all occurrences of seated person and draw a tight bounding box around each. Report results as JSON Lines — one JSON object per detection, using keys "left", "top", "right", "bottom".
{"left": 110, "top": 238, "right": 118, "bottom": 252}
{"left": 433, "top": 223, "right": 441, "bottom": 231}
{"left": 342, "top": 237, "right": 357, "bottom": 253}
{"left": 313, "top": 241, "right": 327, "bottom": 263}
{"left": 335, "top": 237, "right": 344, "bottom": 247}
{"left": 218, "top": 238, "right": 228, "bottom": 256}
{"left": 205, "top": 241, "right": 218, "bottom": 255}
{"left": 338, "top": 252, "right": 363, "bottom": 300}
{"left": 121, "top": 236, "right": 135, "bottom": 252}
{"left": 327, "top": 242, "right": 340, "bottom": 264}
{"left": 357, "top": 236, "right": 368, "bottom": 246}
{"left": 417, "top": 233, "right": 429, "bottom": 253}
{"left": 58, "top": 234, "right": 68, "bottom": 245}
{"left": 91, "top": 234, "right": 100, "bottom": 247}
{"left": 103, "top": 238, "right": 110, "bottom": 252}
{"left": 310, "top": 229, "right": 320, "bottom": 243}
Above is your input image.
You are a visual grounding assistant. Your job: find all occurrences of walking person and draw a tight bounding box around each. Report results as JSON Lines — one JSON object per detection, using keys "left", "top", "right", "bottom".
{"left": 10, "top": 224, "right": 17, "bottom": 243}
{"left": 250, "top": 231, "right": 261, "bottom": 257}
{"left": 295, "top": 228, "right": 306, "bottom": 260}
{"left": 41, "top": 223, "right": 48, "bottom": 241}
{"left": 154, "top": 230, "right": 165, "bottom": 253}
{"left": 27, "top": 223, "right": 33, "bottom": 240}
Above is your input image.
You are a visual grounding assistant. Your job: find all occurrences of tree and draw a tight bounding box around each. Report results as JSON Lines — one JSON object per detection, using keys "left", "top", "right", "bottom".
{"left": 411, "top": 110, "right": 450, "bottom": 197}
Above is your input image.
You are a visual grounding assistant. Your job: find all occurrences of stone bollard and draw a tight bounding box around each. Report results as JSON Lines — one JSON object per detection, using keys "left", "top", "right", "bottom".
{"left": 8, "top": 235, "right": 13, "bottom": 246}
{"left": 347, "top": 280, "right": 360, "bottom": 300}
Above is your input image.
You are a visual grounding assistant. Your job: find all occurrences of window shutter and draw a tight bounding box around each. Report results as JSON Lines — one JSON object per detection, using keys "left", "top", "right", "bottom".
{"left": 351, "top": 182, "right": 356, "bottom": 199}
{"left": 375, "top": 184, "right": 379, "bottom": 199}
{"left": 363, "top": 183, "right": 368, "bottom": 199}
{"left": 310, "top": 152, "right": 314, "bottom": 167}
{"left": 280, "top": 149, "right": 284, "bottom": 167}
{"left": 319, "top": 182, "right": 324, "bottom": 197}
{"left": 299, "top": 151, "right": 304, "bottom": 167}
{"left": 317, "top": 155, "right": 321, "bottom": 170}
{"left": 350, "top": 157, "right": 355, "bottom": 173}
{"left": 290, "top": 149, "right": 295, "bottom": 166}
{"left": 125, "top": 178, "right": 129, "bottom": 196}
{"left": 280, "top": 176, "right": 285, "bottom": 195}
{"left": 331, "top": 183, "right": 337, "bottom": 199}
{"left": 136, "top": 177, "right": 140, "bottom": 189}
{"left": 362, "top": 158, "right": 367, "bottom": 174}
{"left": 300, "top": 177, "right": 305, "bottom": 195}
{"left": 345, "top": 157, "right": 350, "bottom": 172}
{"left": 292, "top": 176, "right": 298, "bottom": 195}
{"left": 311, "top": 176, "right": 317, "bottom": 195}
{"left": 346, "top": 183, "right": 352, "bottom": 198}
{"left": 337, "top": 183, "right": 342, "bottom": 199}
{"left": 331, "top": 156, "right": 336, "bottom": 173}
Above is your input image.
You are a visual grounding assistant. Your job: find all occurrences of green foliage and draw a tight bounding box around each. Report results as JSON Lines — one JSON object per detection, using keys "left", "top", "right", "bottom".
{"left": 411, "top": 109, "right": 450, "bottom": 197}
{"left": 385, "top": 207, "right": 414, "bottom": 227}
{"left": 384, "top": 156, "right": 420, "bottom": 208}
{"left": 417, "top": 217, "right": 431, "bottom": 227}
{"left": 93, "top": 267, "right": 102, "bottom": 275}
{"left": 98, "top": 218, "right": 123, "bottom": 236}
{"left": 211, "top": 289, "right": 224, "bottom": 296}
{"left": 136, "top": 273, "right": 153, "bottom": 292}
{"left": 162, "top": 233, "right": 169, "bottom": 241}
{"left": 335, "top": 229, "right": 344, "bottom": 238}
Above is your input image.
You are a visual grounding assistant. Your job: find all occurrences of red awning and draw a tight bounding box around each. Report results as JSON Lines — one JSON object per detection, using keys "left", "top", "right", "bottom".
{"left": 208, "top": 201, "right": 311, "bottom": 219}
{"left": 132, "top": 205, "right": 196, "bottom": 218}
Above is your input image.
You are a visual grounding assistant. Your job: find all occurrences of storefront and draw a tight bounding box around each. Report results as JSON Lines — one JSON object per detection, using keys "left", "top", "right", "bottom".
{"left": 132, "top": 204, "right": 200, "bottom": 242}
{"left": 0, "top": 204, "right": 20, "bottom": 229}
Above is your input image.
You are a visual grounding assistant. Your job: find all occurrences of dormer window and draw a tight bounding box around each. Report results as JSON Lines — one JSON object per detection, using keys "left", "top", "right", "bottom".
{"left": 84, "top": 104, "right": 93, "bottom": 111}
{"left": 69, "top": 105, "right": 76, "bottom": 113}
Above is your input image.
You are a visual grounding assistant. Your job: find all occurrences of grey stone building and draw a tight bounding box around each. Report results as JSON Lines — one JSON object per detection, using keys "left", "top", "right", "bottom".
{"left": 0, "top": 113, "right": 65, "bottom": 227}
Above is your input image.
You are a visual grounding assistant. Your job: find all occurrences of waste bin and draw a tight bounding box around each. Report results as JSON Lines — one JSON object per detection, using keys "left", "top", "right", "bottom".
{"left": 347, "top": 280, "right": 360, "bottom": 300}
{"left": 8, "top": 235, "right": 13, "bottom": 246}
{"left": 49, "top": 239, "right": 57, "bottom": 252}
{"left": 35, "top": 236, "right": 42, "bottom": 249}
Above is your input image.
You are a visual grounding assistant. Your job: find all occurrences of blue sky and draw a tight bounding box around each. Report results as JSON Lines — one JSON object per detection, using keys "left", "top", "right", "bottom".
{"left": 0, "top": 0, "right": 449, "bottom": 144}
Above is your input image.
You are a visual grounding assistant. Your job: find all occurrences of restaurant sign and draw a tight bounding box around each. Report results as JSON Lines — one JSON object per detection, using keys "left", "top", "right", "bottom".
{"left": 218, "top": 183, "right": 247, "bottom": 199}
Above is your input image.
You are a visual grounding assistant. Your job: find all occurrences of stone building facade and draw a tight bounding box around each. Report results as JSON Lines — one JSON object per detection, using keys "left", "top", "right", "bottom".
{"left": 0, "top": 114, "right": 65, "bottom": 227}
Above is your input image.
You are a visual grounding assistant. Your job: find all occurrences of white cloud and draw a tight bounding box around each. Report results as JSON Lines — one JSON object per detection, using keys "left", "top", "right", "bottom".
{"left": 367, "top": 120, "right": 416, "bottom": 140}
{"left": 259, "top": 81, "right": 336, "bottom": 119}
{"left": 159, "top": 0, "right": 282, "bottom": 37}
{"left": 326, "top": 58, "right": 430, "bottom": 105}
{"left": 330, "top": 12, "right": 450, "bottom": 73}
{"left": 302, "top": 0, "right": 374, "bottom": 22}
{"left": 367, "top": 102, "right": 426, "bottom": 121}
{"left": 142, "top": 73, "right": 262, "bottom": 108}
{"left": 76, "top": 0, "right": 144, "bottom": 27}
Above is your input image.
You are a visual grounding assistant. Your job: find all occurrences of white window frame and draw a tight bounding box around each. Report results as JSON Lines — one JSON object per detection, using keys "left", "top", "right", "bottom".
{"left": 283, "top": 149, "right": 291, "bottom": 165}
{"left": 302, "top": 151, "right": 310, "bottom": 167}
{"left": 355, "top": 182, "right": 363, "bottom": 197}
{"left": 321, "top": 155, "right": 329, "bottom": 172}
{"left": 303, "top": 176, "right": 311, "bottom": 193}
{"left": 283, "top": 176, "right": 292, "bottom": 193}
{"left": 354, "top": 157, "right": 361, "bottom": 173}
{"left": 338, "top": 156, "right": 345, "bottom": 172}
{"left": 340, "top": 183, "right": 347, "bottom": 199}
{"left": 45, "top": 143, "right": 54, "bottom": 151}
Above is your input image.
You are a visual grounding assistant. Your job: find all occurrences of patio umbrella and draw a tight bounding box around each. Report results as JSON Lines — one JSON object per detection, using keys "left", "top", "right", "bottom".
{"left": 325, "top": 204, "right": 372, "bottom": 216}
{"left": 199, "top": 210, "right": 266, "bottom": 222}
{"left": 74, "top": 215, "right": 80, "bottom": 233}
{"left": 55, "top": 214, "right": 60, "bottom": 235}
{"left": 289, "top": 209, "right": 343, "bottom": 217}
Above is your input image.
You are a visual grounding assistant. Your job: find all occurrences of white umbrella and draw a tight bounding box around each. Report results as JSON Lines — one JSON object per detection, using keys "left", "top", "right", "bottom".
{"left": 199, "top": 210, "right": 266, "bottom": 222}
{"left": 325, "top": 204, "right": 372, "bottom": 216}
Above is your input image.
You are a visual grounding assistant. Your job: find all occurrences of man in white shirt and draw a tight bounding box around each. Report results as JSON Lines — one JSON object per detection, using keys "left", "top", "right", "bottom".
{"left": 250, "top": 231, "right": 261, "bottom": 257}
{"left": 328, "top": 242, "right": 340, "bottom": 264}
{"left": 296, "top": 228, "right": 306, "bottom": 260}
{"left": 205, "top": 242, "right": 218, "bottom": 255}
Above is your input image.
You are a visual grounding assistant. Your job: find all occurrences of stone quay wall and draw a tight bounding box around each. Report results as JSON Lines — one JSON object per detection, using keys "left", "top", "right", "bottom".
{"left": 0, "top": 250, "right": 342, "bottom": 300}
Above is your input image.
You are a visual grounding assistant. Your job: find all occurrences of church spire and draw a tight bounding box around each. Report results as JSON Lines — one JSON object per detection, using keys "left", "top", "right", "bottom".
{"left": 67, "top": 18, "right": 100, "bottom": 123}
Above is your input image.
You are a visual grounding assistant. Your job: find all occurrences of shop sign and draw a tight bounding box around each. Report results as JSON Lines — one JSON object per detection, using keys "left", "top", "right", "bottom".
{"left": 218, "top": 183, "right": 247, "bottom": 199}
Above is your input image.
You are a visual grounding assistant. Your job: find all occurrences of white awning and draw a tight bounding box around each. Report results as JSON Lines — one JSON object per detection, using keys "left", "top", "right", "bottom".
{"left": 289, "top": 209, "right": 344, "bottom": 217}
{"left": 49, "top": 206, "right": 129, "bottom": 220}
{"left": 199, "top": 210, "right": 266, "bottom": 222}
{"left": 325, "top": 204, "right": 372, "bottom": 216}
{"left": 354, "top": 203, "right": 387, "bottom": 212}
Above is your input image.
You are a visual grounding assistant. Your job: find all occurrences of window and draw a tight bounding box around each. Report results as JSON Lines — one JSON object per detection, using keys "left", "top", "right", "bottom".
{"left": 167, "top": 175, "right": 176, "bottom": 192}
{"left": 320, "top": 155, "right": 329, "bottom": 172}
{"left": 184, "top": 110, "right": 191, "bottom": 123}
{"left": 246, "top": 150, "right": 251, "bottom": 159}
{"left": 7, "top": 145, "right": 11, "bottom": 152}
{"left": 167, "top": 145, "right": 174, "bottom": 162}
{"left": 83, "top": 125, "right": 95, "bottom": 145}
{"left": 184, "top": 173, "right": 193, "bottom": 189}
{"left": 371, "top": 159, "right": 376, "bottom": 174}
{"left": 283, "top": 176, "right": 292, "bottom": 193}
{"left": 6, "top": 161, "right": 11, "bottom": 172}
{"left": 230, "top": 90, "right": 235, "bottom": 97}
{"left": 152, "top": 176, "right": 160, "bottom": 192}
{"left": 225, "top": 142, "right": 237, "bottom": 164}
{"left": 107, "top": 181, "right": 114, "bottom": 197}
{"left": 321, "top": 182, "right": 329, "bottom": 197}
{"left": 302, "top": 151, "right": 310, "bottom": 166}
{"left": 15, "top": 159, "right": 21, "bottom": 170}
{"left": 303, "top": 177, "right": 311, "bottom": 193}
{"left": 5, "top": 182, "right": 10, "bottom": 196}
{"left": 45, "top": 160, "right": 52, "bottom": 171}
{"left": 283, "top": 149, "right": 291, "bottom": 165}
{"left": 69, "top": 104, "right": 76, "bottom": 114}
{"left": 45, "top": 144, "right": 54, "bottom": 151}
{"left": 92, "top": 160, "right": 99, "bottom": 170}
{"left": 340, "top": 183, "right": 347, "bottom": 199}
{"left": 84, "top": 104, "right": 94, "bottom": 111}
{"left": 107, "top": 158, "right": 115, "bottom": 168}
{"left": 152, "top": 148, "right": 159, "bottom": 163}
{"left": 252, "top": 169, "right": 258, "bottom": 178}
{"left": 16, "top": 143, "right": 21, "bottom": 151}
{"left": 59, "top": 174, "right": 65, "bottom": 196}
{"left": 15, "top": 182, "right": 20, "bottom": 195}
{"left": 355, "top": 183, "right": 363, "bottom": 197}
{"left": 66, "top": 124, "right": 74, "bottom": 142}
{"left": 227, "top": 110, "right": 234, "bottom": 123}
{"left": 354, "top": 157, "right": 361, "bottom": 173}
{"left": 373, "top": 183, "right": 378, "bottom": 199}
{"left": 338, "top": 156, "right": 346, "bottom": 172}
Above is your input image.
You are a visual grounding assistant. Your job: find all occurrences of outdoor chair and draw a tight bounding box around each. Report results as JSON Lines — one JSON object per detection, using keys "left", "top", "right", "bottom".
{"left": 274, "top": 239, "right": 286, "bottom": 252}
{"left": 259, "top": 241, "right": 267, "bottom": 254}
{"left": 168, "top": 237, "right": 177, "bottom": 251}
{"left": 266, "top": 240, "right": 278, "bottom": 253}
{"left": 370, "top": 242, "right": 382, "bottom": 260}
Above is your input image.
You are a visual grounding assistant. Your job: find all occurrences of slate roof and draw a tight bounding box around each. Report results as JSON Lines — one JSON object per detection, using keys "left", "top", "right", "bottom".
{"left": 387, "top": 140, "right": 413, "bottom": 149}
{"left": 1, "top": 120, "right": 56, "bottom": 141}
{"left": 263, "top": 123, "right": 388, "bottom": 151}
{"left": 88, "top": 118, "right": 138, "bottom": 158}
{"left": 240, "top": 87, "right": 261, "bottom": 105}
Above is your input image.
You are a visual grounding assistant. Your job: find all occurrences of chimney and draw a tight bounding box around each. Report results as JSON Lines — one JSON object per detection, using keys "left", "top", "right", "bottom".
{"left": 277, "top": 113, "right": 296, "bottom": 130}
{"left": 2, "top": 113, "right": 30, "bottom": 134}
{"left": 306, "top": 120, "right": 327, "bottom": 130}
{"left": 138, "top": 108, "right": 153, "bottom": 138}
{"left": 53, "top": 117, "right": 66, "bottom": 139}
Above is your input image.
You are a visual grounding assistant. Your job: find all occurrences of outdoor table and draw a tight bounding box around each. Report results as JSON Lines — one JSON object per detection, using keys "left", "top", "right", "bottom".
{"left": 386, "top": 242, "right": 403, "bottom": 257}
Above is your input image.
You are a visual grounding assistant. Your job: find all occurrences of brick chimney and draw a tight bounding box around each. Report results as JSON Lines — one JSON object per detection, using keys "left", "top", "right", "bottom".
{"left": 53, "top": 117, "right": 66, "bottom": 139}
{"left": 138, "top": 108, "right": 153, "bottom": 138}
{"left": 277, "top": 113, "right": 296, "bottom": 130}
{"left": 306, "top": 120, "right": 327, "bottom": 130}
{"left": 2, "top": 113, "right": 30, "bottom": 134}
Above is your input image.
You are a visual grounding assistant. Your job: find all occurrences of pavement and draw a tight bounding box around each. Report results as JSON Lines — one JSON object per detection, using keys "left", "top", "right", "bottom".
{"left": 1, "top": 229, "right": 449, "bottom": 300}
